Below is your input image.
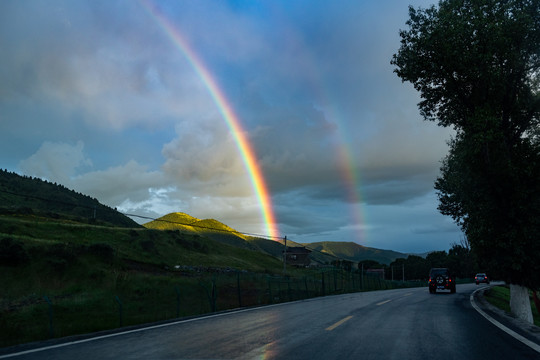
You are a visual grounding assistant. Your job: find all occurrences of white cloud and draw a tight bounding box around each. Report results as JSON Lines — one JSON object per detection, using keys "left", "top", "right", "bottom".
{"left": 18, "top": 141, "right": 92, "bottom": 184}
{"left": 3, "top": 0, "right": 460, "bottom": 252}
{"left": 162, "top": 121, "right": 253, "bottom": 197}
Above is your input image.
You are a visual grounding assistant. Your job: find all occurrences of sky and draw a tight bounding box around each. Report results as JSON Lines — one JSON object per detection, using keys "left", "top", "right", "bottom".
{"left": 0, "top": 0, "right": 463, "bottom": 254}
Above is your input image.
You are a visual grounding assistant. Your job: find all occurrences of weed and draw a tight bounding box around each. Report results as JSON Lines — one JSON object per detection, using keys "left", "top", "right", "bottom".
{"left": 484, "top": 285, "right": 540, "bottom": 326}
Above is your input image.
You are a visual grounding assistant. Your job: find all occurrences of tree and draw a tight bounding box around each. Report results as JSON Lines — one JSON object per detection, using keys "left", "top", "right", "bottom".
{"left": 392, "top": 0, "right": 540, "bottom": 323}
{"left": 390, "top": 255, "right": 430, "bottom": 280}
{"left": 358, "top": 259, "right": 382, "bottom": 270}
{"left": 447, "top": 240, "right": 476, "bottom": 279}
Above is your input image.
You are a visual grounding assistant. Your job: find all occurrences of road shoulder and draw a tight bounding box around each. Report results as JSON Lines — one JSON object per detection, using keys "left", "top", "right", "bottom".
{"left": 471, "top": 286, "right": 540, "bottom": 353}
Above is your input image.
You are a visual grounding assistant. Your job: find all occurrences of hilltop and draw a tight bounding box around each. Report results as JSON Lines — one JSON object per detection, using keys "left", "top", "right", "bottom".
{"left": 0, "top": 169, "right": 139, "bottom": 228}
{"left": 0, "top": 170, "right": 412, "bottom": 347}
{"left": 144, "top": 213, "right": 408, "bottom": 265}
{"left": 0, "top": 169, "right": 409, "bottom": 266}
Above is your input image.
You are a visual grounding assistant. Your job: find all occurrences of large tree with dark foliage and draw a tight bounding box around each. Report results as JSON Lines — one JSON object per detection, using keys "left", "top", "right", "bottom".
{"left": 392, "top": 0, "right": 540, "bottom": 323}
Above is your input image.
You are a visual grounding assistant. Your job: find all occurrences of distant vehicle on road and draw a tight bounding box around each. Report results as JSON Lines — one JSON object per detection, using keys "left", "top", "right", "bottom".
{"left": 429, "top": 268, "right": 456, "bottom": 294}
{"left": 475, "top": 273, "right": 490, "bottom": 285}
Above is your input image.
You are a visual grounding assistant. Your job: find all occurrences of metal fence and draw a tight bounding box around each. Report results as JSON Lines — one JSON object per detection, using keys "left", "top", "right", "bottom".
{"left": 0, "top": 269, "right": 424, "bottom": 348}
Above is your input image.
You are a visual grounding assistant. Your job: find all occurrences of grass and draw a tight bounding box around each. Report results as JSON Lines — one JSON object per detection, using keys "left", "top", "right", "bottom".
{"left": 484, "top": 285, "right": 540, "bottom": 327}
{"left": 0, "top": 213, "right": 424, "bottom": 349}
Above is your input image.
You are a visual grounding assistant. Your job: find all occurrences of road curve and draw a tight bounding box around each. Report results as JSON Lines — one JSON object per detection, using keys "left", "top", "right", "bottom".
{"left": 1, "top": 283, "right": 539, "bottom": 359}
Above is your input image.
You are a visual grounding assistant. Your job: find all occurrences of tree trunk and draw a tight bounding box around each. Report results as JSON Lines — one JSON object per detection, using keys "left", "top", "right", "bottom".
{"left": 509, "top": 284, "right": 533, "bottom": 324}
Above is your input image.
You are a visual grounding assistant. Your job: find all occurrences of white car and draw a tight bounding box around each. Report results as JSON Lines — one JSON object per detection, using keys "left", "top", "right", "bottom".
{"left": 475, "top": 273, "right": 490, "bottom": 285}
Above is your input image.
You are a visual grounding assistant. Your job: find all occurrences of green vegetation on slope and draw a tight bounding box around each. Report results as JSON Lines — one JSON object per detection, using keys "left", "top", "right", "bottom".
{"left": 144, "top": 212, "right": 266, "bottom": 252}
{"left": 0, "top": 169, "right": 139, "bottom": 228}
{"left": 0, "top": 173, "right": 427, "bottom": 348}
{"left": 0, "top": 213, "right": 288, "bottom": 347}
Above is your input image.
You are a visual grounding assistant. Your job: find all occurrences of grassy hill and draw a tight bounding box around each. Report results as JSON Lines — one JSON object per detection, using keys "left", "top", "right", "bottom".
{"left": 144, "top": 213, "right": 344, "bottom": 264}
{"left": 0, "top": 169, "right": 407, "bottom": 267}
{"left": 144, "top": 212, "right": 257, "bottom": 250}
{"left": 0, "top": 171, "right": 287, "bottom": 273}
{"left": 0, "top": 170, "right": 417, "bottom": 348}
{"left": 0, "top": 169, "right": 139, "bottom": 228}
{"left": 144, "top": 213, "right": 407, "bottom": 265}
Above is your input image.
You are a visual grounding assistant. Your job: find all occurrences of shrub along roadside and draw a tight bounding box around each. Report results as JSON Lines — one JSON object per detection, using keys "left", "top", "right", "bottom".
{"left": 483, "top": 285, "right": 540, "bottom": 327}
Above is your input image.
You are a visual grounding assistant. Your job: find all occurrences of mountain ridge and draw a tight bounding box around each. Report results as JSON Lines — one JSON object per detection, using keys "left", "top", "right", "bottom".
{"left": 144, "top": 213, "right": 409, "bottom": 265}
{"left": 1, "top": 170, "right": 411, "bottom": 265}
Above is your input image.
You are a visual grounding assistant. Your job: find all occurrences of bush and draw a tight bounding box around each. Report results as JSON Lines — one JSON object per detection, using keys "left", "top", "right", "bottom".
{"left": 87, "top": 243, "right": 115, "bottom": 263}
{"left": 45, "top": 243, "right": 77, "bottom": 272}
{"left": 0, "top": 237, "right": 29, "bottom": 266}
{"left": 140, "top": 240, "right": 156, "bottom": 253}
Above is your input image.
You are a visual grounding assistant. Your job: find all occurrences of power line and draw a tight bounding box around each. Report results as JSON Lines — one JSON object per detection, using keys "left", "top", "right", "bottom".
{"left": 0, "top": 188, "right": 281, "bottom": 241}
{"left": 0, "top": 188, "right": 339, "bottom": 261}
{"left": 121, "top": 212, "right": 282, "bottom": 241}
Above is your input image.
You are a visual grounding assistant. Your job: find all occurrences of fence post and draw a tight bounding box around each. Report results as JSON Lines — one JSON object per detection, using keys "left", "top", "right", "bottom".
{"left": 237, "top": 271, "right": 242, "bottom": 308}
{"left": 267, "top": 276, "right": 273, "bottom": 304}
{"left": 115, "top": 296, "right": 123, "bottom": 327}
{"left": 211, "top": 276, "right": 217, "bottom": 312}
{"left": 43, "top": 296, "right": 54, "bottom": 338}
{"left": 175, "top": 286, "right": 181, "bottom": 318}
{"left": 321, "top": 272, "right": 325, "bottom": 296}
{"left": 361, "top": 264, "right": 364, "bottom": 290}
{"left": 287, "top": 278, "right": 292, "bottom": 302}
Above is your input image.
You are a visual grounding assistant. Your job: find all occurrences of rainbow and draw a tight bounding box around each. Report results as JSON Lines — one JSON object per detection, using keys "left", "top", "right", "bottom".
{"left": 330, "top": 108, "right": 368, "bottom": 244}
{"left": 140, "top": 0, "right": 279, "bottom": 240}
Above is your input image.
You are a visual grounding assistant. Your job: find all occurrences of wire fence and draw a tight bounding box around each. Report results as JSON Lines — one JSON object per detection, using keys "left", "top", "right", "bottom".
{"left": 0, "top": 269, "right": 424, "bottom": 348}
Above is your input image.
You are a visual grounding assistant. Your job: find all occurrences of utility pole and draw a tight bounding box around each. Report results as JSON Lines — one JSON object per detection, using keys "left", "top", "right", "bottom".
{"left": 361, "top": 263, "right": 364, "bottom": 290}
{"left": 283, "top": 236, "right": 287, "bottom": 274}
{"left": 402, "top": 263, "right": 405, "bottom": 282}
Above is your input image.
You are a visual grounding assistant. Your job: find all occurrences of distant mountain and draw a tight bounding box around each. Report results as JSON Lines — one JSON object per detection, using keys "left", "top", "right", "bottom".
{"left": 143, "top": 213, "right": 330, "bottom": 262}
{"left": 304, "top": 241, "right": 407, "bottom": 265}
{"left": 0, "top": 169, "right": 139, "bottom": 228}
{"left": 143, "top": 212, "right": 408, "bottom": 265}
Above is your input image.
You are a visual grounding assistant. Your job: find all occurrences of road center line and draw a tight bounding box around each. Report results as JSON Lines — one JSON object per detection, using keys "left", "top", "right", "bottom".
{"left": 326, "top": 316, "right": 353, "bottom": 331}
{"left": 376, "top": 299, "right": 392, "bottom": 306}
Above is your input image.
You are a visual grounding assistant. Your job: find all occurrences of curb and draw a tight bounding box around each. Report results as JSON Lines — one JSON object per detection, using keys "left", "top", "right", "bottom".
{"left": 470, "top": 286, "right": 540, "bottom": 354}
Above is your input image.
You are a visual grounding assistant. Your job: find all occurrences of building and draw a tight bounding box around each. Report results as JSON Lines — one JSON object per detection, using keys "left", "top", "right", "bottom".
{"left": 366, "top": 268, "right": 385, "bottom": 279}
{"left": 283, "top": 246, "right": 311, "bottom": 267}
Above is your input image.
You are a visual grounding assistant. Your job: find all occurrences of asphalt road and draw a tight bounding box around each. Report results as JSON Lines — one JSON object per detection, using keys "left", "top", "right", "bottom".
{"left": 2, "top": 283, "right": 539, "bottom": 359}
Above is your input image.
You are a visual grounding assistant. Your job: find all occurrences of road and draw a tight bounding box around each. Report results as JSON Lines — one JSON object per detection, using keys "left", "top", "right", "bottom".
{"left": 2, "top": 283, "right": 539, "bottom": 359}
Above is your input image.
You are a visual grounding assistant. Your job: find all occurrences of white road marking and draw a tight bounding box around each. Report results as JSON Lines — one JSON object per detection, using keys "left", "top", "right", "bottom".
{"left": 470, "top": 288, "right": 540, "bottom": 354}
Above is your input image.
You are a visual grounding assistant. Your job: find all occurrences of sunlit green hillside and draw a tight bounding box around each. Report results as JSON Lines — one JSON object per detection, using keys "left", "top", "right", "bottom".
{"left": 143, "top": 212, "right": 260, "bottom": 250}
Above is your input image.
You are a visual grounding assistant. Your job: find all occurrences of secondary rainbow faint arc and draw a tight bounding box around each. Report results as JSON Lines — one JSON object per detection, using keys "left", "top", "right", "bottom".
{"left": 140, "top": 0, "right": 279, "bottom": 240}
